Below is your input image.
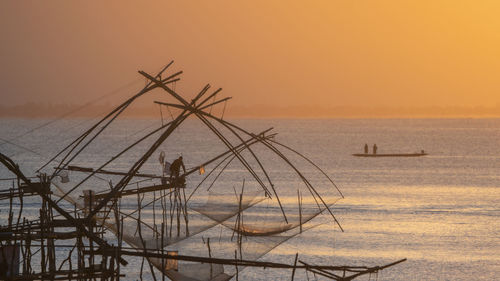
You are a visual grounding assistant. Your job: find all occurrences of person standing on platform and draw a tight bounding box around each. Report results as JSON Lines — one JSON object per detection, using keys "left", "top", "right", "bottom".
{"left": 364, "top": 143, "right": 369, "bottom": 154}
{"left": 373, "top": 144, "right": 378, "bottom": 155}
{"left": 169, "top": 156, "right": 186, "bottom": 185}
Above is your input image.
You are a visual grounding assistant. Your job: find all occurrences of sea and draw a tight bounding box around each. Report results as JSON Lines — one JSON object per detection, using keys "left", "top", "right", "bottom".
{"left": 0, "top": 118, "right": 499, "bottom": 281}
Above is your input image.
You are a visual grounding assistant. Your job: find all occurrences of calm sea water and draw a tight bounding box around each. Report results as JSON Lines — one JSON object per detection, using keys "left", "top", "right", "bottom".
{"left": 0, "top": 118, "right": 499, "bottom": 280}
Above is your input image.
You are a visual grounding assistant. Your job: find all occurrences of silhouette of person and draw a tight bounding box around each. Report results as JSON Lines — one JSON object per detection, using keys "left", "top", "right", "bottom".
{"left": 364, "top": 144, "right": 368, "bottom": 154}
{"left": 169, "top": 156, "right": 186, "bottom": 185}
{"left": 373, "top": 144, "right": 377, "bottom": 155}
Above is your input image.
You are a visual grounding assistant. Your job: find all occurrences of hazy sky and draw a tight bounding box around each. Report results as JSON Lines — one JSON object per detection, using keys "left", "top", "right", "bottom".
{"left": 1, "top": 1, "right": 500, "bottom": 109}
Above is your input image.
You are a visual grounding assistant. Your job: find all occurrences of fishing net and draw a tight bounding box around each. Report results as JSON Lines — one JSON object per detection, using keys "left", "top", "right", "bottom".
{"left": 48, "top": 116, "right": 344, "bottom": 281}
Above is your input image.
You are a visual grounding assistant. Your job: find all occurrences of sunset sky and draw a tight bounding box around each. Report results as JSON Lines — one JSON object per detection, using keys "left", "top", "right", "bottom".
{"left": 1, "top": 1, "right": 500, "bottom": 112}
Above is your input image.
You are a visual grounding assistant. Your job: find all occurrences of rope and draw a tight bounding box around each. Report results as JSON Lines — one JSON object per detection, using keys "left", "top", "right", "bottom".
{"left": 165, "top": 105, "right": 175, "bottom": 121}
{"left": 0, "top": 79, "right": 140, "bottom": 149}
{"left": 158, "top": 104, "right": 164, "bottom": 126}
{"left": 0, "top": 137, "right": 44, "bottom": 158}
{"left": 209, "top": 93, "right": 217, "bottom": 114}
{"left": 221, "top": 100, "right": 227, "bottom": 120}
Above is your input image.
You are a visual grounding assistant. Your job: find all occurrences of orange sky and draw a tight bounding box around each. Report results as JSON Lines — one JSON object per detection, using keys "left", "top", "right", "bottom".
{"left": 1, "top": 1, "right": 500, "bottom": 110}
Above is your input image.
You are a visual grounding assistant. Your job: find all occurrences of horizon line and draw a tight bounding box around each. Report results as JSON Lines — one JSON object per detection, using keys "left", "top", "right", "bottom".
{"left": 1, "top": 103, "right": 499, "bottom": 119}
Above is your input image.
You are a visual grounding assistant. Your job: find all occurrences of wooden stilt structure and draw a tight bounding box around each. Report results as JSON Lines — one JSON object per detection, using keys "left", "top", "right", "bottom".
{"left": 0, "top": 62, "right": 406, "bottom": 280}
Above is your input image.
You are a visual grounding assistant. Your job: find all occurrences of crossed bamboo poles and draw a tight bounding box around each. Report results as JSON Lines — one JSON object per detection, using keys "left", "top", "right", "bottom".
{"left": 46, "top": 62, "right": 342, "bottom": 228}
{"left": 0, "top": 62, "right": 408, "bottom": 280}
{"left": 39, "top": 62, "right": 344, "bottom": 267}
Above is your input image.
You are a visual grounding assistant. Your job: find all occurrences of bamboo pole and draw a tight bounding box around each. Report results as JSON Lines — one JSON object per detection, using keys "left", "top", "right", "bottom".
{"left": 291, "top": 253, "right": 299, "bottom": 281}
{"left": 85, "top": 79, "right": 216, "bottom": 221}
{"left": 93, "top": 248, "right": 407, "bottom": 277}
{"left": 41, "top": 61, "right": 177, "bottom": 175}
{"left": 141, "top": 71, "right": 273, "bottom": 198}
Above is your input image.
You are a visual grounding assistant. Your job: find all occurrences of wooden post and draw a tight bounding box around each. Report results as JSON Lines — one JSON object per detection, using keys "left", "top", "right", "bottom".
{"left": 298, "top": 189, "right": 302, "bottom": 233}
{"left": 234, "top": 250, "right": 239, "bottom": 281}
{"left": 291, "top": 253, "right": 299, "bottom": 281}
{"left": 161, "top": 222, "right": 165, "bottom": 281}
{"left": 207, "top": 237, "right": 212, "bottom": 278}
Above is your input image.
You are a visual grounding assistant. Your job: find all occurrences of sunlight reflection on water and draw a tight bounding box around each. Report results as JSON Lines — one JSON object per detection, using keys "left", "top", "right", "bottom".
{"left": 0, "top": 118, "right": 499, "bottom": 280}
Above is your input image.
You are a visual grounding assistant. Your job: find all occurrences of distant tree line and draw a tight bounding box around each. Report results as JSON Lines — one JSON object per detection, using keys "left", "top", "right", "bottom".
{"left": 1, "top": 102, "right": 499, "bottom": 118}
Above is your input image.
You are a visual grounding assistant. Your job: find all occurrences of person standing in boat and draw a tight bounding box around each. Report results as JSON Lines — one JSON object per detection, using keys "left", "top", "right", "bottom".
{"left": 364, "top": 143, "right": 368, "bottom": 154}
{"left": 373, "top": 144, "right": 377, "bottom": 155}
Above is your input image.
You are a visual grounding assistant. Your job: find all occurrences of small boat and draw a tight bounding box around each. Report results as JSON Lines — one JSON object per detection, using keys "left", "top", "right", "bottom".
{"left": 353, "top": 152, "right": 428, "bottom": 157}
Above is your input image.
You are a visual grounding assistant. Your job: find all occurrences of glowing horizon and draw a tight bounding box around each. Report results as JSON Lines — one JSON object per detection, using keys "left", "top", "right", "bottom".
{"left": 1, "top": 1, "right": 500, "bottom": 116}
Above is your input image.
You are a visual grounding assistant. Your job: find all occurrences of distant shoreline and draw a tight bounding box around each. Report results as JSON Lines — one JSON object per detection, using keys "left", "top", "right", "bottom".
{"left": 1, "top": 103, "right": 499, "bottom": 119}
